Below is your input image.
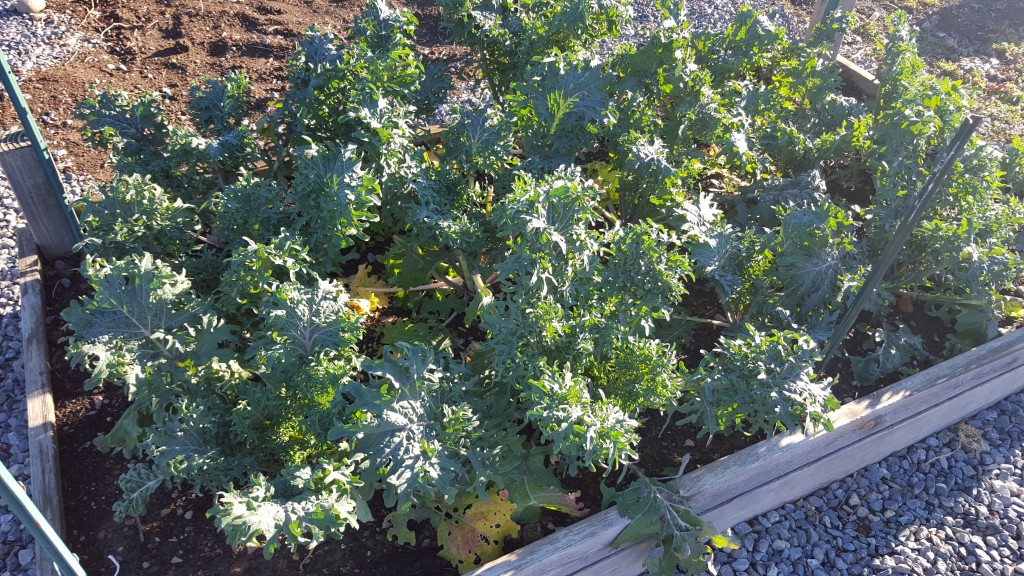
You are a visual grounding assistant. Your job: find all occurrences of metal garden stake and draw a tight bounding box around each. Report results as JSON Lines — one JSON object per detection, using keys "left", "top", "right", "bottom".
{"left": 0, "top": 461, "right": 86, "bottom": 576}
{"left": 820, "top": 114, "right": 985, "bottom": 368}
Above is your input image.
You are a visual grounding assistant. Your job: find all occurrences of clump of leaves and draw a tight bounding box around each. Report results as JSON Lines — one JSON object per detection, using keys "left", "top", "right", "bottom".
{"left": 64, "top": 0, "right": 1023, "bottom": 573}
{"left": 677, "top": 326, "right": 838, "bottom": 439}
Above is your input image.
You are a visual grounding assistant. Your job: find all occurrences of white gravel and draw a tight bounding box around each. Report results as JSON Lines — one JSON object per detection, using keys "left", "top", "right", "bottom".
{"left": 0, "top": 0, "right": 93, "bottom": 78}
{"left": 695, "top": 396, "right": 1024, "bottom": 576}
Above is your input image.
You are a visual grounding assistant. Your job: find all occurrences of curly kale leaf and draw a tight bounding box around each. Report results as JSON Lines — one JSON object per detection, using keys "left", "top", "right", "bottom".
{"left": 678, "top": 326, "right": 838, "bottom": 439}
{"left": 62, "top": 253, "right": 204, "bottom": 392}
{"left": 230, "top": 359, "right": 354, "bottom": 468}
{"left": 215, "top": 232, "right": 317, "bottom": 324}
{"left": 211, "top": 173, "right": 290, "bottom": 248}
{"left": 256, "top": 278, "right": 362, "bottom": 363}
{"left": 513, "top": 60, "right": 610, "bottom": 164}
{"left": 112, "top": 463, "right": 168, "bottom": 522}
{"left": 439, "top": 0, "right": 630, "bottom": 95}
{"left": 330, "top": 344, "right": 490, "bottom": 510}
{"left": 188, "top": 70, "right": 253, "bottom": 136}
{"left": 78, "top": 174, "right": 200, "bottom": 263}
{"left": 609, "top": 467, "right": 736, "bottom": 576}
{"left": 526, "top": 363, "right": 641, "bottom": 474}
{"left": 849, "top": 322, "right": 927, "bottom": 385}
{"left": 210, "top": 462, "right": 364, "bottom": 559}
{"left": 289, "top": 143, "right": 381, "bottom": 273}
{"left": 75, "top": 89, "right": 169, "bottom": 157}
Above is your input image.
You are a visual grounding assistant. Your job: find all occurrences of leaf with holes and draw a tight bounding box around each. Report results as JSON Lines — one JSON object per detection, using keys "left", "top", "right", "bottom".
{"left": 437, "top": 490, "right": 519, "bottom": 573}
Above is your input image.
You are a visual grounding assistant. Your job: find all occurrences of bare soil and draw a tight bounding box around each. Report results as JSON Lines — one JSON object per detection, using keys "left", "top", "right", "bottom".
{"left": 0, "top": 0, "right": 465, "bottom": 181}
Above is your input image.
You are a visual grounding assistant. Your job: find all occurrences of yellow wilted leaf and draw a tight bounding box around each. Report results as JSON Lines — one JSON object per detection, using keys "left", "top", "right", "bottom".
{"left": 348, "top": 299, "right": 372, "bottom": 315}
{"left": 348, "top": 264, "right": 390, "bottom": 313}
{"left": 438, "top": 490, "right": 519, "bottom": 573}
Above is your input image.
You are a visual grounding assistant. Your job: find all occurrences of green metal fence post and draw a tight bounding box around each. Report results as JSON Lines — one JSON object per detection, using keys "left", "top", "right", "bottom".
{"left": 820, "top": 115, "right": 985, "bottom": 369}
{"left": 0, "top": 461, "right": 86, "bottom": 576}
{"left": 0, "top": 48, "right": 82, "bottom": 257}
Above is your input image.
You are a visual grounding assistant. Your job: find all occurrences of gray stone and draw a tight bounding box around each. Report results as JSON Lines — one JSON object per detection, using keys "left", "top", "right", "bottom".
{"left": 15, "top": 550, "right": 31, "bottom": 567}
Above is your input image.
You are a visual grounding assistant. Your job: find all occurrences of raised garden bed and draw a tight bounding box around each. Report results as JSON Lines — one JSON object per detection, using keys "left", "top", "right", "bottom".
{"left": 6, "top": 1, "right": 1024, "bottom": 575}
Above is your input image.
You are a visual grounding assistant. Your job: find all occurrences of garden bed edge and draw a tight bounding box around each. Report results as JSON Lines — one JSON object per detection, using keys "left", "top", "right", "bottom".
{"left": 469, "top": 327, "right": 1024, "bottom": 576}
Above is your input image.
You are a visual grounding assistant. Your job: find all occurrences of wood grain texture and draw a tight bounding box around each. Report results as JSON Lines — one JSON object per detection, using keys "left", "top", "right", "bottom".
{"left": 805, "top": 0, "right": 858, "bottom": 57}
{"left": 469, "top": 328, "right": 1024, "bottom": 576}
{"left": 805, "top": 0, "right": 832, "bottom": 39}
{"left": 0, "top": 144, "right": 77, "bottom": 258}
{"left": 17, "top": 227, "right": 66, "bottom": 576}
{"left": 836, "top": 54, "right": 880, "bottom": 99}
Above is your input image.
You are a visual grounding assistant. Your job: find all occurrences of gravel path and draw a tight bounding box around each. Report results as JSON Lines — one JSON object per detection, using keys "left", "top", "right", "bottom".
{"left": 696, "top": 396, "right": 1024, "bottom": 576}
{"left": 0, "top": 171, "right": 31, "bottom": 576}
{"left": 1, "top": 3, "right": 1022, "bottom": 576}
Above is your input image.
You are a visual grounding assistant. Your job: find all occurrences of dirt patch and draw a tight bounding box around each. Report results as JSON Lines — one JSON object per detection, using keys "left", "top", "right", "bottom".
{"left": 0, "top": 0, "right": 467, "bottom": 182}
{"left": 846, "top": 0, "right": 1024, "bottom": 141}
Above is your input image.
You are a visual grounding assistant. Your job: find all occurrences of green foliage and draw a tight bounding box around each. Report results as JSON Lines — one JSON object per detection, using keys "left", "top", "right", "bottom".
{"left": 439, "top": 0, "right": 631, "bottom": 95}
{"left": 1005, "top": 138, "right": 1024, "bottom": 197}
{"left": 188, "top": 70, "right": 253, "bottom": 136}
{"left": 677, "top": 326, "right": 838, "bottom": 439}
{"left": 607, "top": 465, "right": 737, "bottom": 576}
{"left": 287, "top": 143, "right": 382, "bottom": 272}
{"left": 76, "top": 77, "right": 260, "bottom": 206}
{"left": 330, "top": 343, "right": 490, "bottom": 510}
{"left": 64, "top": 0, "right": 1023, "bottom": 571}
{"left": 210, "top": 462, "right": 363, "bottom": 559}
{"left": 78, "top": 175, "right": 200, "bottom": 262}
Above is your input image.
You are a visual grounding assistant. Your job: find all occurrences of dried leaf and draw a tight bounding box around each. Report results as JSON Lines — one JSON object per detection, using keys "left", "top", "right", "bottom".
{"left": 437, "top": 490, "right": 519, "bottom": 573}
{"left": 348, "top": 264, "right": 390, "bottom": 312}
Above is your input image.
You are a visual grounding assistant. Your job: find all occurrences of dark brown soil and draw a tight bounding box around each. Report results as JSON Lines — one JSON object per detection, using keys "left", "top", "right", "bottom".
{"left": 0, "top": 0, "right": 467, "bottom": 181}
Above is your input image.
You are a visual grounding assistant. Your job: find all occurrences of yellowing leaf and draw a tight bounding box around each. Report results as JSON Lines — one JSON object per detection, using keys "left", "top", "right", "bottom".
{"left": 348, "top": 299, "right": 373, "bottom": 315}
{"left": 348, "top": 264, "right": 390, "bottom": 312}
{"left": 710, "top": 532, "right": 740, "bottom": 550}
{"left": 438, "top": 490, "right": 519, "bottom": 573}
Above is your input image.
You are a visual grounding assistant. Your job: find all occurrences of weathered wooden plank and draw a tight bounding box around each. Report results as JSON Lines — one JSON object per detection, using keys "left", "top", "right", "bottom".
{"left": 805, "top": 0, "right": 858, "bottom": 58}
{"left": 0, "top": 132, "right": 78, "bottom": 258}
{"left": 472, "top": 508, "right": 630, "bottom": 576}
{"left": 16, "top": 227, "right": 66, "bottom": 576}
{"left": 836, "top": 54, "right": 880, "bottom": 99}
{"left": 469, "top": 328, "right": 1024, "bottom": 576}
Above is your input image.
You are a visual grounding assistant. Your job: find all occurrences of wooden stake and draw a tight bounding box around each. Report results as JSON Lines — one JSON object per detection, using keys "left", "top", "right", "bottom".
{"left": 806, "top": 0, "right": 858, "bottom": 59}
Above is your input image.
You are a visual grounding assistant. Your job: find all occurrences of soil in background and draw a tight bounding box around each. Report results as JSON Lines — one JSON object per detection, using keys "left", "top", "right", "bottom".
{"left": 0, "top": 0, "right": 464, "bottom": 181}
